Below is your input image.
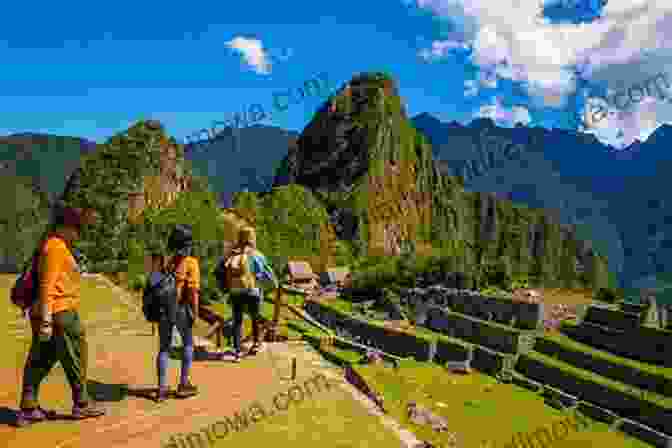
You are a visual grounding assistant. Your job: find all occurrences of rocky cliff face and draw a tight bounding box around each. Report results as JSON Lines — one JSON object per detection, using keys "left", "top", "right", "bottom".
{"left": 274, "top": 72, "right": 610, "bottom": 289}
{"left": 60, "top": 120, "right": 195, "bottom": 269}
{"left": 62, "top": 120, "right": 191, "bottom": 223}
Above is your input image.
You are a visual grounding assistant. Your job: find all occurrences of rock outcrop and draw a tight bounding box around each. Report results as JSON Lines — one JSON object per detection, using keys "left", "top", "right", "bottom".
{"left": 274, "top": 72, "right": 610, "bottom": 290}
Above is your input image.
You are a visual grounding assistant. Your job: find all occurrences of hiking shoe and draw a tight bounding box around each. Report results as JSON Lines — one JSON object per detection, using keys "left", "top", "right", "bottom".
{"left": 15, "top": 407, "right": 56, "bottom": 427}
{"left": 72, "top": 402, "right": 106, "bottom": 420}
{"left": 176, "top": 382, "right": 198, "bottom": 399}
{"left": 156, "top": 388, "right": 170, "bottom": 403}
{"left": 248, "top": 343, "right": 264, "bottom": 356}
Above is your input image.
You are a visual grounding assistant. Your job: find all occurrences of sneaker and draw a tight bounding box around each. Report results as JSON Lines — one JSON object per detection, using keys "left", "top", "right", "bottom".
{"left": 156, "top": 388, "right": 170, "bottom": 403}
{"left": 248, "top": 343, "right": 264, "bottom": 356}
{"left": 175, "top": 382, "right": 198, "bottom": 399}
{"left": 72, "top": 402, "right": 106, "bottom": 420}
{"left": 15, "top": 407, "right": 56, "bottom": 427}
{"left": 231, "top": 352, "right": 242, "bottom": 363}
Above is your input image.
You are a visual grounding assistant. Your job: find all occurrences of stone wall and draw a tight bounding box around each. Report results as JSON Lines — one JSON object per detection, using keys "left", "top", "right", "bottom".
{"left": 534, "top": 338, "right": 672, "bottom": 397}
{"left": 583, "top": 305, "right": 640, "bottom": 331}
{"left": 425, "top": 307, "right": 526, "bottom": 354}
{"left": 400, "top": 286, "right": 543, "bottom": 330}
{"left": 305, "top": 300, "right": 484, "bottom": 365}
{"left": 564, "top": 322, "right": 672, "bottom": 367}
{"left": 515, "top": 354, "right": 672, "bottom": 436}
{"left": 472, "top": 345, "right": 512, "bottom": 374}
{"left": 304, "top": 301, "right": 432, "bottom": 361}
{"left": 434, "top": 339, "right": 473, "bottom": 364}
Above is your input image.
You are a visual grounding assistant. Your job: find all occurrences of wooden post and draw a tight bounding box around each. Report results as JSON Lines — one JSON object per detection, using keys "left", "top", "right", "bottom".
{"left": 291, "top": 357, "right": 296, "bottom": 380}
{"left": 269, "top": 287, "right": 282, "bottom": 342}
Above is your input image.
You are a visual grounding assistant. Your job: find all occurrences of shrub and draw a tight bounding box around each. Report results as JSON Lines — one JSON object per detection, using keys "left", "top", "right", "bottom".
{"left": 130, "top": 273, "right": 146, "bottom": 291}
{"left": 594, "top": 287, "right": 620, "bottom": 303}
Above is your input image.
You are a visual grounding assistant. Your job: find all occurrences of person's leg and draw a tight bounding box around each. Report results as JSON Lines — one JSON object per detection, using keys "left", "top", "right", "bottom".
{"left": 156, "top": 316, "right": 173, "bottom": 401}
{"left": 54, "top": 311, "right": 105, "bottom": 418}
{"left": 17, "top": 320, "right": 59, "bottom": 425}
{"left": 231, "top": 296, "right": 244, "bottom": 359}
{"left": 247, "top": 293, "right": 263, "bottom": 355}
{"left": 175, "top": 306, "right": 197, "bottom": 397}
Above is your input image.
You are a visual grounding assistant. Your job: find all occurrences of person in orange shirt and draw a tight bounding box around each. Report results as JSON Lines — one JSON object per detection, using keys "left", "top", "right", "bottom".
{"left": 16, "top": 203, "right": 106, "bottom": 427}
{"left": 155, "top": 224, "right": 200, "bottom": 402}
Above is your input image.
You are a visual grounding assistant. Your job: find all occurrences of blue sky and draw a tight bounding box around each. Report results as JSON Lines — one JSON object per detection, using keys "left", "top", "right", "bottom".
{"left": 1, "top": 0, "right": 670, "bottom": 149}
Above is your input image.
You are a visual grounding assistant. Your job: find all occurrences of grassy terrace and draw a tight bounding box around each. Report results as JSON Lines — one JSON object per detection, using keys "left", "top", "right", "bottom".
{"left": 202, "top": 290, "right": 662, "bottom": 447}
{"left": 520, "top": 350, "right": 672, "bottom": 409}
{"left": 541, "top": 329, "right": 672, "bottom": 382}
{"left": 307, "top": 338, "right": 650, "bottom": 448}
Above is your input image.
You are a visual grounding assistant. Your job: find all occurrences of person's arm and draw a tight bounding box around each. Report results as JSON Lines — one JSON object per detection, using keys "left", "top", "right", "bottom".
{"left": 252, "top": 252, "right": 278, "bottom": 289}
{"left": 187, "top": 258, "right": 201, "bottom": 317}
{"left": 33, "top": 242, "right": 67, "bottom": 331}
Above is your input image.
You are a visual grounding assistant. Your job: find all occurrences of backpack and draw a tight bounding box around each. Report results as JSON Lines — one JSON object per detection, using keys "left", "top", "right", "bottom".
{"left": 142, "top": 258, "right": 181, "bottom": 323}
{"left": 10, "top": 248, "right": 42, "bottom": 311}
{"left": 217, "top": 249, "right": 256, "bottom": 290}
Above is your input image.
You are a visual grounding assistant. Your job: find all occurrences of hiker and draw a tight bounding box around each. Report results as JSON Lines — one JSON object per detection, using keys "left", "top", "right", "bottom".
{"left": 17, "top": 203, "right": 105, "bottom": 427}
{"left": 155, "top": 224, "right": 200, "bottom": 402}
{"left": 215, "top": 226, "right": 278, "bottom": 362}
{"left": 147, "top": 252, "right": 182, "bottom": 346}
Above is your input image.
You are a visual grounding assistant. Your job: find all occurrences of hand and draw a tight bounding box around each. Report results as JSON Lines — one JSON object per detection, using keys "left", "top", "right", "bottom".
{"left": 38, "top": 319, "right": 53, "bottom": 341}
{"left": 190, "top": 304, "right": 198, "bottom": 326}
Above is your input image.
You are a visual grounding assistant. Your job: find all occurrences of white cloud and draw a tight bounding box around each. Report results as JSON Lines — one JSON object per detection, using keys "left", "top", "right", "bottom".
{"left": 474, "top": 98, "right": 531, "bottom": 126}
{"left": 226, "top": 36, "right": 272, "bottom": 74}
{"left": 418, "top": 39, "right": 468, "bottom": 61}
{"left": 464, "top": 79, "right": 479, "bottom": 97}
{"left": 410, "top": 0, "right": 672, "bottom": 147}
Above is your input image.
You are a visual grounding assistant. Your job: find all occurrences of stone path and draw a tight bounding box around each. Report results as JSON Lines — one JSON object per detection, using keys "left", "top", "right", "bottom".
{"left": 1, "top": 274, "right": 422, "bottom": 448}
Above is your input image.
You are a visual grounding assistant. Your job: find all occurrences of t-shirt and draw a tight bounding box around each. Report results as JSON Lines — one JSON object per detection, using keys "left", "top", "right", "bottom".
{"left": 215, "top": 247, "right": 278, "bottom": 296}
{"left": 175, "top": 256, "right": 201, "bottom": 291}
{"left": 173, "top": 256, "right": 200, "bottom": 298}
{"left": 38, "top": 234, "right": 81, "bottom": 314}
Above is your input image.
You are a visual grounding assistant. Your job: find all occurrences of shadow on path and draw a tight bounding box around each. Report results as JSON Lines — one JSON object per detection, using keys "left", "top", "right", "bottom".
{"left": 88, "top": 380, "right": 160, "bottom": 403}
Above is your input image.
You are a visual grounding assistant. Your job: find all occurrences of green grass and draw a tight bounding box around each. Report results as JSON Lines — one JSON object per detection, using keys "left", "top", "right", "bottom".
{"left": 205, "top": 374, "right": 403, "bottom": 448}
{"left": 202, "top": 290, "right": 661, "bottom": 447}
{"left": 358, "top": 361, "right": 650, "bottom": 448}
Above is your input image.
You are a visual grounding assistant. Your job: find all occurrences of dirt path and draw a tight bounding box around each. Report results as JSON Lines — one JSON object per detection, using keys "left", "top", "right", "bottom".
{"left": 1, "top": 275, "right": 419, "bottom": 448}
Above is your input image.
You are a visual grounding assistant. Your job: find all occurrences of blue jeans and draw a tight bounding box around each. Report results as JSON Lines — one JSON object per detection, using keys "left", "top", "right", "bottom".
{"left": 157, "top": 304, "right": 194, "bottom": 389}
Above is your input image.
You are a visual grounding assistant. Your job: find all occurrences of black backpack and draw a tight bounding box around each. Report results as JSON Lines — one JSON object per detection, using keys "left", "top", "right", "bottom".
{"left": 142, "top": 258, "right": 181, "bottom": 323}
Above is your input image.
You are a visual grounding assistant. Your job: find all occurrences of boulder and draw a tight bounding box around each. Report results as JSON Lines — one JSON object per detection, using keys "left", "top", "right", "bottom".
{"left": 407, "top": 402, "right": 449, "bottom": 432}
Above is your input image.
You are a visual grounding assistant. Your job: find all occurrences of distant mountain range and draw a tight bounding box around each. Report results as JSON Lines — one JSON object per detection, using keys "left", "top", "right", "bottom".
{"left": 5, "top": 112, "right": 672, "bottom": 294}
{"left": 183, "top": 124, "right": 299, "bottom": 208}
{"left": 411, "top": 113, "right": 672, "bottom": 293}
{"left": 0, "top": 133, "right": 97, "bottom": 204}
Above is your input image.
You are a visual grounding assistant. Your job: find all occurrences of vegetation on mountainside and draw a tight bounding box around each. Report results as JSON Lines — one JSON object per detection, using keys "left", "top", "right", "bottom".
{"left": 232, "top": 185, "right": 330, "bottom": 276}
{"left": 127, "top": 184, "right": 226, "bottom": 303}
{"left": 279, "top": 71, "right": 610, "bottom": 294}
{"left": 0, "top": 175, "right": 50, "bottom": 268}
{"left": 56, "top": 120, "right": 228, "bottom": 303}
{"left": 61, "top": 120, "right": 174, "bottom": 272}
{"left": 39, "top": 74, "right": 610, "bottom": 302}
